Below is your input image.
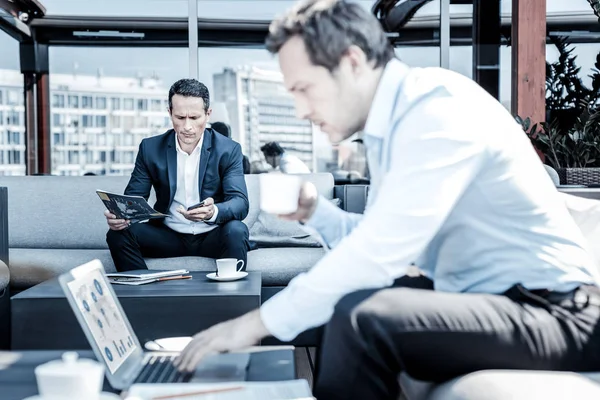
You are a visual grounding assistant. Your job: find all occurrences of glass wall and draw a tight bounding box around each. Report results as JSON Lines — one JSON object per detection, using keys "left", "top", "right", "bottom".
{"left": 49, "top": 47, "right": 187, "bottom": 175}
{"left": 0, "top": 30, "right": 26, "bottom": 176}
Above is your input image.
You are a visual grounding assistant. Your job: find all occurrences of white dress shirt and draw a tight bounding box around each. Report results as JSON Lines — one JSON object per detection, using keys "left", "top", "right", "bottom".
{"left": 259, "top": 59, "right": 600, "bottom": 342}
{"left": 280, "top": 152, "right": 311, "bottom": 174}
{"left": 165, "top": 134, "right": 219, "bottom": 234}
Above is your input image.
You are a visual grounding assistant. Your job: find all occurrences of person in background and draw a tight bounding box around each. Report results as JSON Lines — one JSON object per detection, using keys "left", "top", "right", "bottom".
{"left": 211, "top": 121, "right": 251, "bottom": 175}
{"left": 260, "top": 141, "right": 311, "bottom": 173}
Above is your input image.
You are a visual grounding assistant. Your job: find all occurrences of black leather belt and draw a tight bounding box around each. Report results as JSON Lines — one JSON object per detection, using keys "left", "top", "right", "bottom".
{"left": 506, "top": 284, "right": 600, "bottom": 309}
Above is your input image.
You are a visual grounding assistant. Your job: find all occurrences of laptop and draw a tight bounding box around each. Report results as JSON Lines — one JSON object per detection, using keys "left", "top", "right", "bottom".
{"left": 58, "top": 259, "right": 249, "bottom": 390}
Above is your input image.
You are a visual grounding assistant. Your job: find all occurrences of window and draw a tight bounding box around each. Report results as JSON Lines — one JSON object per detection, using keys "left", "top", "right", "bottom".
{"left": 7, "top": 111, "right": 20, "bottom": 126}
{"left": 0, "top": 89, "right": 3, "bottom": 105}
{"left": 96, "top": 116, "right": 107, "bottom": 127}
{"left": 7, "top": 91, "right": 19, "bottom": 106}
{"left": 0, "top": 111, "right": 3, "bottom": 125}
{"left": 52, "top": 113, "right": 63, "bottom": 127}
{"left": 68, "top": 95, "right": 79, "bottom": 108}
{"left": 124, "top": 98, "right": 134, "bottom": 111}
{"left": 111, "top": 97, "right": 121, "bottom": 110}
{"left": 151, "top": 99, "right": 162, "bottom": 111}
{"left": 82, "top": 115, "right": 94, "bottom": 128}
{"left": 96, "top": 97, "right": 107, "bottom": 109}
{"left": 82, "top": 96, "right": 93, "bottom": 109}
{"left": 110, "top": 115, "right": 122, "bottom": 128}
{"left": 138, "top": 99, "right": 148, "bottom": 111}
{"left": 52, "top": 94, "right": 65, "bottom": 108}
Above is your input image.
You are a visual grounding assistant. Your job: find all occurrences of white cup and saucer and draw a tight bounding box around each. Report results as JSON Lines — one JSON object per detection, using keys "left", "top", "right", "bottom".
{"left": 23, "top": 351, "right": 120, "bottom": 400}
{"left": 207, "top": 258, "right": 247, "bottom": 282}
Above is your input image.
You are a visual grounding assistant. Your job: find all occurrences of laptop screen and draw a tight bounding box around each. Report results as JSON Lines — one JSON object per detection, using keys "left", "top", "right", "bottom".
{"left": 66, "top": 266, "right": 137, "bottom": 374}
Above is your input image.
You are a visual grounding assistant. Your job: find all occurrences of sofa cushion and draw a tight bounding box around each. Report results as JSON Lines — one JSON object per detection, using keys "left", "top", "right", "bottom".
{"left": 0, "top": 176, "right": 132, "bottom": 249}
{"left": 400, "top": 371, "right": 600, "bottom": 400}
{"left": 9, "top": 247, "right": 325, "bottom": 289}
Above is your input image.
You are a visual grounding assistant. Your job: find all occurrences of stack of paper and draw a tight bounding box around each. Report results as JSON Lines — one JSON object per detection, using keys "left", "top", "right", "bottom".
{"left": 106, "top": 269, "right": 191, "bottom": 286}
{"left": 125, "top": 380, "right": 313, "bottom": 400}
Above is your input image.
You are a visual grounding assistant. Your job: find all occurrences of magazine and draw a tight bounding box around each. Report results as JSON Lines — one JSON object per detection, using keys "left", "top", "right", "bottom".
{"left": 97, "top": 190, "right": 168, "bottom": 223}
{"left": 105, "top": 269, "right": 191, "bottom": 286}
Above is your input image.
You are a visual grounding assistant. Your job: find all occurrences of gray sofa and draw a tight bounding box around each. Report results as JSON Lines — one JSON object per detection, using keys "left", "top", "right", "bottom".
{"left": 0, "top": 173, "right": 335, "bottom": 291}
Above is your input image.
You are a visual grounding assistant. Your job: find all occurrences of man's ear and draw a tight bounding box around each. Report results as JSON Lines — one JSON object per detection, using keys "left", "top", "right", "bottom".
{"left": 345, "top": 45, "right": 369, "bottom": 75}
{"left": 206, "top": 108, "right": 212, "bottom": 119}
{"left": 167, "top": 106, "right": 172, "bottom": 116}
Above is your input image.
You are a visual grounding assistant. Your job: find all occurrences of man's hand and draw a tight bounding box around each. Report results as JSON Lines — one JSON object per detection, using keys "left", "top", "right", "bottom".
{"left": 104, "top": 210, "right": 130, "bottom": 231}
{"left": 178, "top": 197, "right": 215, "bottom": 222}
{"left": 279, "top": 181, "right": 318, "bottom": 223}
{"left": 174, "top": 309, "right": 269, "bottom": 372}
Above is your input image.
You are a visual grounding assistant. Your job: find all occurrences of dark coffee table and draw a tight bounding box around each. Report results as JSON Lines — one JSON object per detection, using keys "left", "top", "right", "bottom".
{"left": 11, "top": 271, "right": 261, "bottom": 350}
{"left": 0, "top": 348, "right": 296, "bottom": 400}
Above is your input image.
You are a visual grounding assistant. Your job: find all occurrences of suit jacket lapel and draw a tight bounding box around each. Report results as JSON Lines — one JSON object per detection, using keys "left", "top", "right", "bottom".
{"left": 166, "top": 131, "right": 177, "bottom": 204}
{"left": 197, "top": 128, "right": 212, "bottom": 194}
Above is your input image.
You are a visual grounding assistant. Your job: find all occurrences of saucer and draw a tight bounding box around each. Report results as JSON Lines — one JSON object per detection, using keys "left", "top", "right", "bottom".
{"left": 23, "top": 392, "right": 120, "bottom": 400}
{"left": 206, "top": 271, "right": 248, "bottom": 282}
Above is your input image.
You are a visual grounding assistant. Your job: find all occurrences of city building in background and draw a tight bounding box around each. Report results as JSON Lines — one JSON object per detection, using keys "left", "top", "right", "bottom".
{"left": 213, "top": 66, "right": 317, "bottom": 171}
{"left": 0, "top": 68, "right": 170, "bottom": 176}
{"left": 0, "top": 70, "right": 26, "bottom": 176}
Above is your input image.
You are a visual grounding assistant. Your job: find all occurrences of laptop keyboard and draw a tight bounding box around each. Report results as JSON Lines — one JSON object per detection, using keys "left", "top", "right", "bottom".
{"left": 134, "top": 354, "right": 192, "bottom": 384}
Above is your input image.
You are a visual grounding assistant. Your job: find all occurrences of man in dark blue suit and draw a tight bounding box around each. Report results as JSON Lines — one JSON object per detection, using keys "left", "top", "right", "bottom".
{"left": 105, "top": 79, "right": 250, "bottom": 272}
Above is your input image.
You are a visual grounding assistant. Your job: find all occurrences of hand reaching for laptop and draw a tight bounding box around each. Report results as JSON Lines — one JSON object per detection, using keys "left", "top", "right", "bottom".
{"left": 177, "top": 197, "right": 215, "bottom": 222}
{"left": 278, "top": 181, "right": 319, "bottom": 223}
{"left": 174, "top": 309, "right": 270, "bottom": 373}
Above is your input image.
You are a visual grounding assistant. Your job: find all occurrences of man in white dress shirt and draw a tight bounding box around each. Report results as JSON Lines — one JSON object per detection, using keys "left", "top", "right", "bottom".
{"left": 105, "top": 79, "right": 250, "bottom": 272}
{"left": 175, "top": 1, "right": 600, "bottom": 398}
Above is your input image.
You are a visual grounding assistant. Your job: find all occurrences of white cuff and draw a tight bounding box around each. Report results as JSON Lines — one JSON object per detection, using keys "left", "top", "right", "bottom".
{"left": 206, "top": 204, "right": 219, "bottom": 224}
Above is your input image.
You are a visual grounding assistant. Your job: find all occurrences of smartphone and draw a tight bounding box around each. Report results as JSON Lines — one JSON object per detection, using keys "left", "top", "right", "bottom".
{"left": 187, "top": 200, "right": 206, "bottom": 211}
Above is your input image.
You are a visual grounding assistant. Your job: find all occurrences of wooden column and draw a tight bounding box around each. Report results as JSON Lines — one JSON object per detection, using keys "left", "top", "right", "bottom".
{"left": 511, "top": 0, "right": 546, "bottom": 124}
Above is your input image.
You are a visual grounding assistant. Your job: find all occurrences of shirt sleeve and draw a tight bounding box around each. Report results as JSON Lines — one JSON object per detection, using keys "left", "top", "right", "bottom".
{"left": 260, "top": 91, "right": 487, "bottom": 341}
{"left": 205, "top": 205, "right": 219, "bottom": 224}
{"left": 300, "top": 196, "right": 364, "bottom": 250}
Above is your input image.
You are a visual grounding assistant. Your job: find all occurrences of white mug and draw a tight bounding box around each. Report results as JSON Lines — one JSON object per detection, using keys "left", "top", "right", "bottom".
{"left": 259, "top": 173, "right": 302, "bottom": 214}
{"left": 216, "top": 258, "right": 244, "bottom": 277}
{"left": 35, "top": 352, "right": 104, "bottom": 400}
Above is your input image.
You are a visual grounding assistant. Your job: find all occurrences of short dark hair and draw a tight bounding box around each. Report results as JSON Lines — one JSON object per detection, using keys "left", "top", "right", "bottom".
{"left": 260, "top": 142, "right": 285, "bottom": 157}
{"left": 211, "top": 121, "right": 231, "bottom": 138}
{"left": 168, "top": 79, "right": 210, "bottom": 112}
{"left": 266, "top": 0, "right": 394, "bottom": 72}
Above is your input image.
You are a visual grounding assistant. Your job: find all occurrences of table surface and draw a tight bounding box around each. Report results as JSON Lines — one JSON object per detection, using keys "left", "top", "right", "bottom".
{"left": 0, "top": 348, "right": 296, "bottom": 400}
{"left": 12, "top": 271, "right": 262, "bottom": 299}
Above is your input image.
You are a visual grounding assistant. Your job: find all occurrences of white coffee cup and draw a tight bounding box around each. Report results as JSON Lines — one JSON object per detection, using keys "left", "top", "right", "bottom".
{"left": 216, "top": 258, "right": 244, "bottom": 277}
{"left": 35, "top": 351, "right": 104, "bottom": 400}
{"left": 259, "top": 173, "right": 302, "bottom": 214}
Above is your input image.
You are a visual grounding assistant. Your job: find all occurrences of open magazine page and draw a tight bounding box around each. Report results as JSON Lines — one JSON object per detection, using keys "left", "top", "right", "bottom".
{"left": 97, "top": 190, "right": 168, "bottom": 223}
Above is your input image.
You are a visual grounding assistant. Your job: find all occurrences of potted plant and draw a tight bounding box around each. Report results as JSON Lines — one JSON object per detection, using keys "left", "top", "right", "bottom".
{"left": 519, "top": 37, "right": 600, "bottom": 185}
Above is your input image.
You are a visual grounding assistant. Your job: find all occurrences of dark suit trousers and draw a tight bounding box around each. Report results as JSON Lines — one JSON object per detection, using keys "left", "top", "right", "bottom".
{"left": 314, "top": 275, "right": 600, "bottom": 400}
{"left": 106, "top": 220, "right": 249, "bottom": 272}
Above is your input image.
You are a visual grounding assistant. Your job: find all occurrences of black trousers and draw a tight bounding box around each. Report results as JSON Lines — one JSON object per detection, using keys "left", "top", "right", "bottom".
{"left": 314, "top": 276, "right": 600, "bottom": 400}
{"left": 106, "top": 220, "right": 249, "bottom": 272}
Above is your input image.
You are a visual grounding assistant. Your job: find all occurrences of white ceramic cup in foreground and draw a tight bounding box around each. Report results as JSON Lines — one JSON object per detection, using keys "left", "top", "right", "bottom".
{"left": 259, "top": 173, "right": 302, "bottom": 214}
{"left": 35, "top": 351, "right": 104, "bottom": 400}
{"left": 216, "top": 258, "right": 244, "bottom": 277}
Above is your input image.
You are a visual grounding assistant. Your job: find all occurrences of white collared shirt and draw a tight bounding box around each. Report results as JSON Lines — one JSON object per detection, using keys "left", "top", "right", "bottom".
{"left": 259, "top": 58, "right": 600, "bottom": 342}
{"left": 280, "top": 152, "right": 311, "bottom": 174}
{"left": 165, "top": 133, "right": 219, "bottom": 234}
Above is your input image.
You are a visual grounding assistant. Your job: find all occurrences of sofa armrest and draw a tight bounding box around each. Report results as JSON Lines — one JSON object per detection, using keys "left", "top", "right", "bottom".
{"left": 334, "top": 184, "right": 370, "bottom": 214}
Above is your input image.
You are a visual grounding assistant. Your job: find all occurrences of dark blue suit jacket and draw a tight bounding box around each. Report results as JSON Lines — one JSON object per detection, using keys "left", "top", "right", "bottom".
{"left": 124, "top": 128, "right": 249, "bottom": 224}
